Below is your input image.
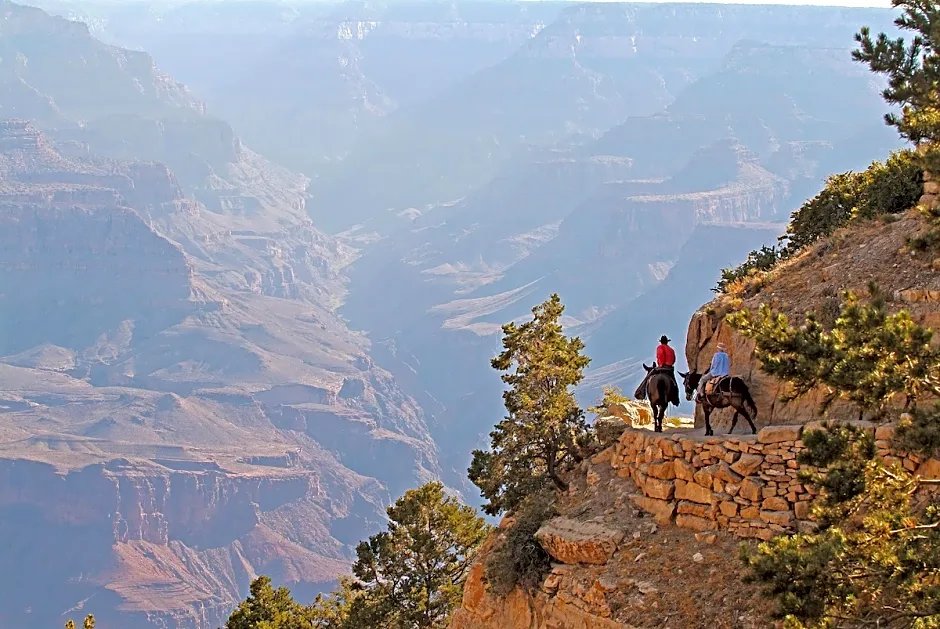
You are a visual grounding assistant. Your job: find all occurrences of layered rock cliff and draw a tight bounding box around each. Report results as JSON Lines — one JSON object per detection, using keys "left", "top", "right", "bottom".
{"left": 448, "top": 438, "right": 775, "bottom": 629}
{"left": 0, "top": 121, "right": 437, "bottom": 629}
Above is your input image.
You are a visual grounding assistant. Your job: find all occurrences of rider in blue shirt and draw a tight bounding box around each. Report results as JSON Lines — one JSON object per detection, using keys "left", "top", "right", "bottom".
{"left": 698, "top": 342, "right": 730, "bottom": 400}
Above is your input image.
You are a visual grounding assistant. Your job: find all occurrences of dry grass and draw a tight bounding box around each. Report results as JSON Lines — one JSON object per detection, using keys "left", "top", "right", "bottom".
{"left": 711, "top": 209, "right": 940, "bottom": 324}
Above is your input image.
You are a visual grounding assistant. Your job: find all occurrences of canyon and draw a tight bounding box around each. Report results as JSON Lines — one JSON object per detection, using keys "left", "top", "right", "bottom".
{"left": 0, "top": 0, "right": 926, "bottom": 626}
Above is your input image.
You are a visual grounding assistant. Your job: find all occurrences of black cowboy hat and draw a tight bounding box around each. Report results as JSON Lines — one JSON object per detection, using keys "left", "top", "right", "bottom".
{"left": 659, "top": 335, "right": 670, "bottom": 344}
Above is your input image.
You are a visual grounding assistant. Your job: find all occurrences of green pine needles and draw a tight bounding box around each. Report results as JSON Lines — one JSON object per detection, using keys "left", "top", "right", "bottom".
{"left": 468, "top": 293, "right": 591, "bottom": 516}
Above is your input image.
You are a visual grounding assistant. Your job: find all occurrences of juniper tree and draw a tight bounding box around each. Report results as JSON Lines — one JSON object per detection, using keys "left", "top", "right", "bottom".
{"left": 468, "top": 293, "right": 591, "bottom": 515}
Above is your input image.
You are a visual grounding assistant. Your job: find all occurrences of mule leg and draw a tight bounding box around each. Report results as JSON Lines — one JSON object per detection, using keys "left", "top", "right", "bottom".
{"left": 743, "top": 408, "right": 757, "bottom": 435}
{"left": 729, "top": 411, "right": 739, "bottom": 435}
{"left": 654, "top": 404, "right": 663, "bottom": 433}
{"left": 703, "top": 407, "right": 713, "bottom": 437}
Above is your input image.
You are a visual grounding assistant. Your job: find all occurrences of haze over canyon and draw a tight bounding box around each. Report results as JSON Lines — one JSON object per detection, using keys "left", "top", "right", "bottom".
{"left": 0, "top": 0, "right": 905, "bottom": 626}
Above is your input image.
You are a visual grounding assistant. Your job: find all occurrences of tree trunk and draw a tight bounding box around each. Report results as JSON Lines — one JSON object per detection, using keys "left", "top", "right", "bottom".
{"left": 547, "top": 452, "right": 568, "bottom": 491}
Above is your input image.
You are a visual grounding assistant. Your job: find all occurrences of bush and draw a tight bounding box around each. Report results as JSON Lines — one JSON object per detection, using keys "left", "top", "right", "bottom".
{"left": 714, "top": 245, "right": 782, "bottom": 294}
{"left": 483, "top": 491, "right": 556, "bottom": 597}
{"left": 715, "top": 151, "right": 921, "bottom": 294}
{"left": 782, "top": 150, "right": 922, "bottom": 253}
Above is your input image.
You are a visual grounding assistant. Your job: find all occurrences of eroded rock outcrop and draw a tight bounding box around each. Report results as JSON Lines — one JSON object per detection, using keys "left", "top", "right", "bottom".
{"left": 685, "top": 210, "right": 940, "bottom": 429}
{"left": 448, "top": 446, "right": 774, "bottom": 629}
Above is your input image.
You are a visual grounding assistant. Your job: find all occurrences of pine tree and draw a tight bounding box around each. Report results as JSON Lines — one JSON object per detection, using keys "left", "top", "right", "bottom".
{"left": 728, "top": 284, "right": 940, "bottom": 419}
{"left": 224, "top": 483, "right": 488, "bottom": 629}
{"left": 742, "top": 425, "right": 940, "bottom": 628}
{"left": 309, "top": 578, "right": 367, "bottom": 629}
{"left": 854, "top": 0, "right": 940, "bottom": 168}
{"left": 347, "top": 482, "right": 490, "bottom": 629}
{"left": 468, "top": 293, "right": 591, "bottom": 516}
{"left": 225, "top": 576, "right": 316, "bottom": 629}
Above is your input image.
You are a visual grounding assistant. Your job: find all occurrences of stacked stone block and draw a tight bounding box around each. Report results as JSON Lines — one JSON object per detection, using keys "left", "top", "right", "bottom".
{"left": 608, "top": 422, "right": 939, "bottom": 541}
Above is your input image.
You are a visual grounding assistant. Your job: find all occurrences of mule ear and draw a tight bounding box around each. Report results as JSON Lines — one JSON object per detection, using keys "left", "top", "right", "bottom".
{"left": 678, "top": 371, "right": 688, "bottom": 378}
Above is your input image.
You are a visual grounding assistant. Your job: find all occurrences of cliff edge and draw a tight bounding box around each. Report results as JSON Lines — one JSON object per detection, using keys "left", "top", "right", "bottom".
{"left": 686, "top": 209, "right": 940, "bottom": 430}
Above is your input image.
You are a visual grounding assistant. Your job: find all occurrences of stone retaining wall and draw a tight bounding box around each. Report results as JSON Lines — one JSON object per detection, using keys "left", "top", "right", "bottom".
{"left": 603, "top": 422, "right": 939, "bottom": 541}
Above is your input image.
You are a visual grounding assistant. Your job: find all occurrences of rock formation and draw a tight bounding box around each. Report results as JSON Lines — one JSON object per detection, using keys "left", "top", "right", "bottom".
{"left": 0, "top": 119, "right": 438, "bottom": 628}
{"left": 685, "top": 209, "right": 940, "bottom": 429}
{"left": 447, "top": 419, "right": 940, "bottom": 629}
{"left": 448, "top": 445, "right": 777, "bottom": 629}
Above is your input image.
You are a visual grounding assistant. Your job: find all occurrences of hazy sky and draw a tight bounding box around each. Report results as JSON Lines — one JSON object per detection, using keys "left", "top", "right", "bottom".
{"left": 573, "top": 0, "right": 894, "bottom": 6}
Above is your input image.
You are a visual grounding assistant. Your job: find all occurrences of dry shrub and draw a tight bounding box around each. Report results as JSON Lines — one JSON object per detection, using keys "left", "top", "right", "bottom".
{"left": 483, "top": 490, "right": 556, "bottom": 597}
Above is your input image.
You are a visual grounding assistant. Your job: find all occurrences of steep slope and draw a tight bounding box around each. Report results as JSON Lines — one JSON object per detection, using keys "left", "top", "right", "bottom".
{"left": 0, "top": 1, "right": 202, "bottom": 124}
{"left": 684, "top": 209, "right": 940, "bottom": 431}
{"left": 449, "top": 443, "right": 773, "bottom": 629}
{"left": 0, "top": 3, "right": 443, "bottom": 626}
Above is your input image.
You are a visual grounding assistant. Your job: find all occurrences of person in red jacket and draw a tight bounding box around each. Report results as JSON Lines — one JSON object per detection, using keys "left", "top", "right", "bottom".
{"left": 656, "top": 335, "right": 676, "bottom": 368}
{"left": 635, "top": 335, "right": 681, "bottom": 406}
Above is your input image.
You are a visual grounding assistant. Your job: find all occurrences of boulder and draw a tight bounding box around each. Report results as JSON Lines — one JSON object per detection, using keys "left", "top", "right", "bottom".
{"left": 757, "top": 425, "right": 803, "bottom": 444}
{"left": 606, "top": 401, "right": 653, "bottom": 427}
{"left": 535, "top": 517, "right": 625, "bottom": 565}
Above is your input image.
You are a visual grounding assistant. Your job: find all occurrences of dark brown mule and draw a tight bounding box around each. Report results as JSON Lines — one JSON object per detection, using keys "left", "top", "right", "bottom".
{"left": 640, "top": 363, "right": 680, "bottom": 433}
{"left": 678, "top": 372, "right": 758, "bottom": 437}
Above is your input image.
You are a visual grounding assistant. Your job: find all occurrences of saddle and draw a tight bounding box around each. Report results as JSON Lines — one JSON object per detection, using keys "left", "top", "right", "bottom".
{"left": 704, "top": 375, "right": 733, "bottom": 398}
